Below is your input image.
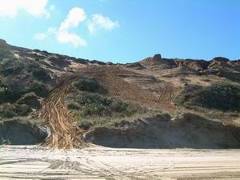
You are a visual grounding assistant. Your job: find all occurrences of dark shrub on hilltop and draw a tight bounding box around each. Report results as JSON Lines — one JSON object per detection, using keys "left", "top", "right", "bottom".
{"left": 212, "top": 57, "right": 229, "bottom": 62}
{"left": 0, "top": 40, "right": 13, "bottom": 59}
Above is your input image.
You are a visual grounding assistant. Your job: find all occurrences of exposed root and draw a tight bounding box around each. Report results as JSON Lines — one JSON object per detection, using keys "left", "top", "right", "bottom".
{"left": 38, "top": 75, "right": 87, "bottom": 149}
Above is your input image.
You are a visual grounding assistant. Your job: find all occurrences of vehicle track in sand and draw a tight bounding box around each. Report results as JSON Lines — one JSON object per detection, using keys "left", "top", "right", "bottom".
{"left": 1, "top": 146, "right": 240, "bottom": 179}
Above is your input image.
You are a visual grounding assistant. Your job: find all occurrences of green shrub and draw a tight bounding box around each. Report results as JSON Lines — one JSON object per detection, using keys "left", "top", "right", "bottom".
{"left": 0, "top": 104, "right": 17, "bottom": 118}
{"left": 0, "top": 86, "right": 22, "bottom": 103}
{"left": 220, "top": 71, "right": 240, "bottom": 83}
{"left": 70, "top": 93, "right": 139, "bottom": 118}
{"left": 79, "top": 94, "right": 111, "bottom": 116}
{"left": 175, "top": 83, "right": 240, "bottom": 111}
{"left": 67, "top": 103, "right": 80, "bottom": 110}
{"left": 73, "top": 78, "right": 105, "bottom": 93}
{"left": 17, "top": 92, "right": 40, "bottom": 109}
{"left": 28, "top": 82, "right": 49, "bottom": 97}
{"left": 0, "top": 80, "right": 48, "bottom": 104}
{"left": 79, "top": 120, "right": 93, "bottom": 130}
{"left": 0, "top": 103, "right": 31, "bottom": 119}
{"left": 0, "top": 59, "right": 24, "bottom": 76}
{"left": 174, "top": 84, "right": 201, "bottom": 105}
{"left": 32, "top": 68, "right": 51, "bottom": 82}
{"left": 14, "top": 104, "right": 31, "bottom": 116}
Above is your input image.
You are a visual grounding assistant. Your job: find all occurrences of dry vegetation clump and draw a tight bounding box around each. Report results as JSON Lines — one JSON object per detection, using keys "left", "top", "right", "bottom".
{"left": 38, "top": 76, "right": 87, "bottom": 149}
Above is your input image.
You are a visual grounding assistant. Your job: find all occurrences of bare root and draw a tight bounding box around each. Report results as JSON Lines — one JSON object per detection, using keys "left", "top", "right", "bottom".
{"left": 38, "top": 76, "right": 87, "bottom": 149}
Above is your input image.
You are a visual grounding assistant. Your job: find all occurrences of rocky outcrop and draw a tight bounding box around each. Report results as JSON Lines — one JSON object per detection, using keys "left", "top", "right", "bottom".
{"left": 140, "top": 54, "right": 209, "bottom": 71}
{"left": 140, "top": 54, "right": 177, "bottom": 69}
{"left": 138, "top": 54, "right": 240, "bottom": 77}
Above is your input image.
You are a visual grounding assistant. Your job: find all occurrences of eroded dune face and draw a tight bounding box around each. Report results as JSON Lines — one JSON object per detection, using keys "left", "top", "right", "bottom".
{"left": 0, "top": 120, "right": 47, "bottom": 145}
{"left": 85, "top": 113, "right": 240, "bottom": 149}
{"left": 1, "top": 113, "right": 240, "bottom": 149}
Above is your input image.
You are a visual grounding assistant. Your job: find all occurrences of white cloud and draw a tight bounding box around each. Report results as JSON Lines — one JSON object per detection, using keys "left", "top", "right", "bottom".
{"left": 34, "top": 27, "right": 56, "bottom": 41}
{"left": 34, "top": 7, "right": 87, "bottom": 47}
{"left": 34, "top": 7, "right": 119, "bottom": 48}
{"left": 34, "top": 33, "right": 47, "bottom": 41}
{"left": 57, "top": 7, "right": 87, "bottom": 47}
{"left": 56, "top": 31, "right": 87, "bottom": 47}
{"left": 88, "top": 14, "right": 119, "bottom": 34}
{"left": 59, "top": 7, "right": 86, "bottom": 31}
{"left": 0, "top": 0, "right": 49, "bottom": 18}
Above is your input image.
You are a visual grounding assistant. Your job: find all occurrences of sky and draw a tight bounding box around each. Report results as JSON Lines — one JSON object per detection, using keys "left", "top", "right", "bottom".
{"left": 0, "top": 0, "right": 239, "bottom": 63}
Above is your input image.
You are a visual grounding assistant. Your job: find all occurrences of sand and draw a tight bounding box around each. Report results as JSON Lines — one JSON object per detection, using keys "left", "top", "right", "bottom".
{"left": 0, "top": 145, "right": 240, "bottom": 179}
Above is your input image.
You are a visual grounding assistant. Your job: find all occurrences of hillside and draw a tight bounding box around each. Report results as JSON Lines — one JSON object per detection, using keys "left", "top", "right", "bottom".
{"left": 0, "top": 39, "right": 240, "bottom": 148}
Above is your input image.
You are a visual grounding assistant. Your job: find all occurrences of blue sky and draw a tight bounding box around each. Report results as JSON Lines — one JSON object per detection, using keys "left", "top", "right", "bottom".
{"left": 0, "top": 0, "right": 239, "bottom": 63}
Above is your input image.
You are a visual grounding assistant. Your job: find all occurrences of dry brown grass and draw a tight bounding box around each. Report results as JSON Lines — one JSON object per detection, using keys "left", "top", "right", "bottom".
{"left": 80, "top": 66, "right": 177, "bottom": 112}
